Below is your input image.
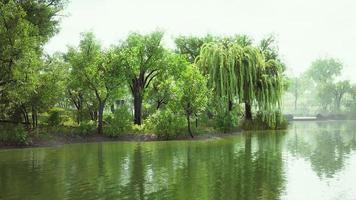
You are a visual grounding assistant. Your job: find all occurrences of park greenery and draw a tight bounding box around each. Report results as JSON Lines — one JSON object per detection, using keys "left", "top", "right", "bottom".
{"left": 0, "top": 0, "right": 294, "bottom": 145}
{"left": 285, "top": 57, "right": 356, "bottom": 118}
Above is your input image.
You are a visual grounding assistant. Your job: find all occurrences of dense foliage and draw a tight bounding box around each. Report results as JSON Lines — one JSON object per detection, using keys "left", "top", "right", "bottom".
{"left": 0, "top": 0, "right": 288, "bottom": 144}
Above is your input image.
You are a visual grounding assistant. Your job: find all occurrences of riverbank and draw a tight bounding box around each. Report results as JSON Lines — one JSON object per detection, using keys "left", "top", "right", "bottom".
{"left": 0, "top": 131, "right": 242, "bottom": 150}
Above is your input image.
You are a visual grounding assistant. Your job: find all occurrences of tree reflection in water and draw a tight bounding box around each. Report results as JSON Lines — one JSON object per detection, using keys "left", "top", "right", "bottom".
{"left": 3, "top": 121, "right": 356, "bottom": 199}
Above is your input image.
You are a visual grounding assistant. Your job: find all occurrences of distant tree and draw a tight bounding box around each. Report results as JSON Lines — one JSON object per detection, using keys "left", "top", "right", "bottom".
{"left": 287, "top": 75, "right": 309, "bottom": 111}
{"left": 332, "top": 81, "right": 351, "bottom": 111}
{"left": 306, "top": 57, "right": 348, "bottom": 112}
{"left": 307, "top": 58, "right": 342, "bottom": 85}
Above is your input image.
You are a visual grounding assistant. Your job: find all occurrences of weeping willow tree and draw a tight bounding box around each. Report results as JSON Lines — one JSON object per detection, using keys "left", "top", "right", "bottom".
{"left": 255, "top": 59, "right": 284, "bottom": 128}
{"left": 195, "top": 36, "right": 285, "bottom": 129}
{"left": 256, "top": 35, "right": 286, "bottom": 128}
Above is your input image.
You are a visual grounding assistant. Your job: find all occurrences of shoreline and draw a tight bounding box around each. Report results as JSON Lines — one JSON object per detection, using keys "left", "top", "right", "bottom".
{"left": 0, "top": 131, "right": 242, "bottom": 150}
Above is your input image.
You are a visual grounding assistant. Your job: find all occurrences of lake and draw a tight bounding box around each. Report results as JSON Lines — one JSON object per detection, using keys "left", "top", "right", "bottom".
{"left": 1, "top": 121, "right": 356, "bottom": 200}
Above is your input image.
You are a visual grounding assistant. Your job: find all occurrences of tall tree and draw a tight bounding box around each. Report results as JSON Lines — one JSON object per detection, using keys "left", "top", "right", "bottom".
{"left": 67, "top": 32, "right": 123, "bottom": 134}
{"left": 0, "top": 0, "right": 65, "bottom": 125}
{"left": 196, "top": 39, "right": 264, "bottom": 119}
{"left": 0, "top": 0, "right": 65, "bottom": 93}
{"left": 118, "top": 31, "right": 165, "bottom": 125}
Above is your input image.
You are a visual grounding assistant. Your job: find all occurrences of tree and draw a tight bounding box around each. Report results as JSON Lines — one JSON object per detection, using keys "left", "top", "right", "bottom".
{"left": 177, "top": 65, "right": 209, "bottom": 137}
{"left": 345, "top": 85, "right": 356, "bottom": 113}
{"left": 196, "top": 38, "right": 265, "bottom": 119}
{"left": 0, "top": 0, "right": 65, "bottom": 94}
{"left": 332, "top": 81, "right": 351, "bottom": 111}
{"left": 118, "top": 31, "right": 165, "bottom": 125}
{"left": 307, "top": 58, "right": 342, "bottom": 85}
{"left": 0, "top": 0, "right": 65, "bottom": 126}
{"left": 306, "top": 57, "right": 348, "bottom": 112}
{"left": 146, "top": 53, "right": 189, "bottom": 111}
{"left": 0, "top": 1, "right": 38, "bottom": 95}
{"left": 286, "top": 75, "right": 310, "bottom": 111}
{"left": 67, "top": 32, "right": 123, "bottom": 134}
{"left": 174, "top": 35, "right": 214, "bottom": 63}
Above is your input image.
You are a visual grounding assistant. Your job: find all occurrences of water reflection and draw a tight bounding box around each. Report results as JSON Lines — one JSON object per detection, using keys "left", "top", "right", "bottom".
{"left": 287, "top": 121, "right": 356, "bottom": 179}
{"left": 1, "top": 121, "right": 356, "bottom": 200}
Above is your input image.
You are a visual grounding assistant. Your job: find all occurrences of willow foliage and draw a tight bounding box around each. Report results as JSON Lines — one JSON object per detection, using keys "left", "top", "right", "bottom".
{"left": 196, "top": 39, "right": 284, "bottom": 128}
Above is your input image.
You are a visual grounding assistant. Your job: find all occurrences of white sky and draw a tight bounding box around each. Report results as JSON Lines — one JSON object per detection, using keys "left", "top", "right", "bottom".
{"left": 44, "top": 0, "right": 356, "bottom": 82}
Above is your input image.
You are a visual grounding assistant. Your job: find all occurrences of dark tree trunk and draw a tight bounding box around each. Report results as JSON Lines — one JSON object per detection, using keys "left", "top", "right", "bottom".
{"left": 133, "top": 85, "right": 143, "bottom": 125}
{"left": 187, "top": 115, "right": 193, "bottom": 138}
{"left": 89, "top": 109, "right": 98, "bottom": 121}
{"left": 97, "top": 100, "right": 105, "bottom": 135}
{"left": 68, "top": 90, "right": 83, "bottom": 124}
{"left": 245, "top": 102, "right": 252, "bottom": 120}
{"left": 228, "top": 99, "right": 233, "bottom": 111}
{"left": 77, "top": 114, "right": 81, "bottom": 125}
{"left": 35, "top": 111, "right": 38, "bottom": 127}
{"left": 156, "top": 100, "right": 161, "bottom": 110}
{"left": 156, "top": 99, "right": 164, "bottom": 110}
{"left": 22, "top": 106, "right": 30, "bottom": 128}
{"left": 31, "top": 107, "right": 36, "bottom": 129}
{"left": 195, "top": 114, "right": 198, "bottom": 128}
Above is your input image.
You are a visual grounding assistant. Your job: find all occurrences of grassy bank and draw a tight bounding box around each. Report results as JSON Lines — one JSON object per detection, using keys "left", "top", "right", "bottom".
{"left": 0, "top": 116, "right": 288, "bottom": 149}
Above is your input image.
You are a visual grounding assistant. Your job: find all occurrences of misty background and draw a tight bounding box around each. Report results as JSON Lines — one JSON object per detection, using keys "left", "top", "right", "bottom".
{"left": 45, "top": 0, "right": 356, "bottom": 81}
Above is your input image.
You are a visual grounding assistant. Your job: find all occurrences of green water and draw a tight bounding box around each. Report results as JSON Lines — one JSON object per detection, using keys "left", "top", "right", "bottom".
{"left": 1, "top": 121, "right": 356, "bottom": 200}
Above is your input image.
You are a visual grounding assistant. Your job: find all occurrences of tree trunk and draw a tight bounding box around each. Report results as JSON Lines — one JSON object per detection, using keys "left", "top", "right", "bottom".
{"left": 77, "top": 113, "right": 81, "bottom": 125}
{"left": 22, "top": 106, "right": 30, "bottom": 128}
{"left": 97, "top": 101, "right": 105, "bottom": 135}
{"left": 228, "top": 99, "right": 233, "bottom": 111}
{"left": 294, "top": 79, "right": 298, "bottom": 112}
{"left": 31, "top": 107, "right": 36, "bottom": 129}
{"left": 133, "top": 86, "right": 143, "bottom": 125}
{"left": 294, "top": 95, "right": 298, "bottom": 111}
{"left": 187, "top": 115, "right": 193, "bottom": 138}
{"left": 156, "top": 99, "right": 163, "bottom": 110}
{"left": 35, "top": 111, "right": 38, "bottom": 127}
{"left": 245, "top": 102, "right": 252, "bottom": 120}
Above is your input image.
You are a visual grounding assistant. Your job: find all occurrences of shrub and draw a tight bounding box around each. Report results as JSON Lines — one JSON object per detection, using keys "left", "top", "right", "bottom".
{"left": 131, "top": 124, "right": 145, "bottom": 134}
{"left": 47, "top": 108, "right": 64, "bottom": 126}
{"left": 0, "top": 123, "right": 29, "bottom": 145}
{"left": 211, "top": 99, "right": 242, "bottom": 133}
{"left": 145, "top": 109, "right": 186, "bottom": 139}
{"left": 215, "top": 111, "right": 238, "bottom": 132}
{"left": 241, "top": 111, "right": 288, "bottom": 130}
{"left": 77, "top": 121, "right": 97, "bottom": 136}
{"left": 105, "top": 105, "right": 132, "bottom": 137}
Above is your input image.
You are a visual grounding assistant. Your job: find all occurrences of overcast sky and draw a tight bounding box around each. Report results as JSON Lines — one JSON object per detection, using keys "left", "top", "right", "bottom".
{"left": 44, "top": 0, "right": 356, "bottom": 81}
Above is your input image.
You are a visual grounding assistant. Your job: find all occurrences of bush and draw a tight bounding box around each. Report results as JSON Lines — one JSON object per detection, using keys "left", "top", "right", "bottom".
{"left": 47, "top": 108, "right": 64, "bottom": 126}
{"left": 0, "top": 123, "right": 29, "bottom": 145}
{"left": 241, "top": 111, "right": 288, "bottom": 130}
{"left": 105, "top": 106, "right": 132, "bottom": 137}
{"left": 77, "top": 121, "right": 97, "bottom": 136}
{"left": 131, "top": 124, "right": 145, "bottom": 134}
{"left": 214, "top": 105, "right": 242, "bottom": 133}
{"left": 145, "top": 109, "right": 186, "bottom": 139}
